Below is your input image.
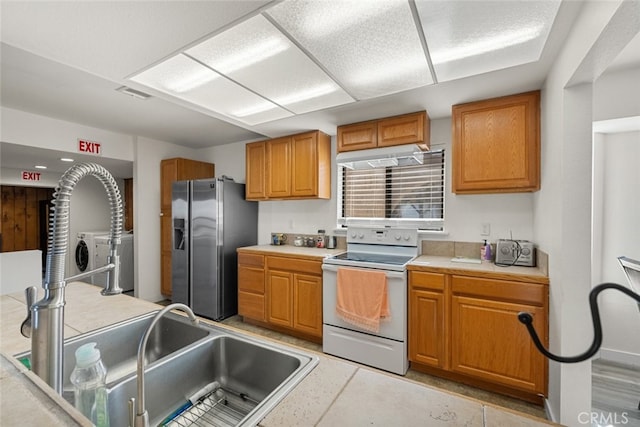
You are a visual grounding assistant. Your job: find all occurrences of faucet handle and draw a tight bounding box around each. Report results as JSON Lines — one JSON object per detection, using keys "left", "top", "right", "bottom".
{"left": 20, "top": 286, "right": 38, "bottom": 338}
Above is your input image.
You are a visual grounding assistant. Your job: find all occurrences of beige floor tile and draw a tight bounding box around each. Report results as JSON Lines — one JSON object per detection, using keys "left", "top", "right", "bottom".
{"left": 484, "top": 405, "right": 559, "bottom": 426}
{"left": 318, "top": 368, "right": 484, "bottom": 427}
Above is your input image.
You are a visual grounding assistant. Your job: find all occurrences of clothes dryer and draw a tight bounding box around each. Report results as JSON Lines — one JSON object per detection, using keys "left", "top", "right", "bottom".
{"left": 74, "top": 231, "right": 109, "bottom": 283}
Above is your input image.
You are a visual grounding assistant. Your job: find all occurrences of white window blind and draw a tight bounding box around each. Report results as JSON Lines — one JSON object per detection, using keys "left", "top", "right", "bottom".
{"left": 339, "top": 149, "right": 445, "bottom": 230}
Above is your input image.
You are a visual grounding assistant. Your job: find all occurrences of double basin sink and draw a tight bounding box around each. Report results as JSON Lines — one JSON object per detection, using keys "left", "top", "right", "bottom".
{"left": 17, "top": 311, "right": 318, "bottom": 426}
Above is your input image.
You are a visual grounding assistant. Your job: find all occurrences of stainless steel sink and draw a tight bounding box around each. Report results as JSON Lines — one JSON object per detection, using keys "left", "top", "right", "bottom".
{"left": 107, "top": 333, "right": 316, "bottom": 426}
{"left": 16, "top": 311, "right": 318, "bottom": 427}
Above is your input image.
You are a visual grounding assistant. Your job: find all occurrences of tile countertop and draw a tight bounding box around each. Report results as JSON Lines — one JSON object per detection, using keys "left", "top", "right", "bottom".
{"left": 409, "top": 255, "right": 549, "bottom": 284}
{"left": 0, "top": 282, "right": 559, "bottom": 426}
{"left": 238, "top": 244, "right": 345, "bottom": 260}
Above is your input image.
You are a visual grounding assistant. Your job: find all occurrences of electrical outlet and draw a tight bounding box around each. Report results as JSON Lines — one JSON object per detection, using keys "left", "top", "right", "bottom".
{"left": 481, "top": 223, "right": 491, "bottom": 236}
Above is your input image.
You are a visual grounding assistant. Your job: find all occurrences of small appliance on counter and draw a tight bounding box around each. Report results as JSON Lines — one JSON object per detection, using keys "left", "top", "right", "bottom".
{"left": 495, "top": 239, "right": 536, "bottom": 267}
{"left": 271, "top": 233, "right": 287, "bottom": 245}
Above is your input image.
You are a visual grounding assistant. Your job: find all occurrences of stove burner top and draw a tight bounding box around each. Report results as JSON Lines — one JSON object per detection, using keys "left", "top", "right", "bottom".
{"left": 331, "top": 252, "right": 414, "bottom": 266}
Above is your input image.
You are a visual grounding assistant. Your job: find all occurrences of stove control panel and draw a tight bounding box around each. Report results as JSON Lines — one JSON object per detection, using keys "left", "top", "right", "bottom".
{"left": 347, "top": 227, "right": 418, "bottom": 247}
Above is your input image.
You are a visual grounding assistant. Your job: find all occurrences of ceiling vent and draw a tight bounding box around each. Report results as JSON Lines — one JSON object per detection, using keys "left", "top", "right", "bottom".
{"left": 116, "top": 86, "right": 151, "bottom": 100}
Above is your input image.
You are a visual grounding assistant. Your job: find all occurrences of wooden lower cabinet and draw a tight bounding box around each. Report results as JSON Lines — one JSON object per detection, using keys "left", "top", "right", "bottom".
{"left": 409, "top": 271, "right": 447, "bottom": 369}
{"left": 408, "top": 269, "right": 548, "bottom": 404}
{"left": 238, "top": 251, "right": 323, "bottom": 341}
{"left": 267, "top": 270, "right": 294, "bottom": 328}
{"left": 238, "top": 253, "right": 266, "bottom": 321}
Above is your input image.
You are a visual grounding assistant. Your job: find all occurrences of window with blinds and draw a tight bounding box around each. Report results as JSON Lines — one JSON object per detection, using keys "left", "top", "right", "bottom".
{"left": 338, "top": 149, "right": 444, "bottom": 230}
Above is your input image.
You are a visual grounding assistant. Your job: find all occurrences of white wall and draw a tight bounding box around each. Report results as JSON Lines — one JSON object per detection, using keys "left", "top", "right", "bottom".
{"left": 201, "top": 117, "right": 535, "bottom": 246}
{"left": 0, "top": 250, "right": 42, "bottom": 294}
{"left": 594, "top": 67, "right": 640, "bottom": 121}
{"left": 0, "top": 107, "right": 133, "bottom": 161}
{"left": 593, "top": 131, "right": 640, "bottom": 363}
{"left": 133, "top": 136, "right": 199, "bottom": 302}
{"left": 534, "top": 0, "right": 639, "bottom": 424}
{"left": 0, "top": 107, "right": 199, "bottom": 303}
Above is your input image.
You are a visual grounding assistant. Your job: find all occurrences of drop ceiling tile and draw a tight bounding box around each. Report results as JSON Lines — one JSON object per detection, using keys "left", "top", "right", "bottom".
{"left": 415, "top": 0, "right": 562, "bottom": 82}
{"left": 130, "top": 54, "right": 292, "bottom": 125}
{"left": 267, "top": 0, "right": 433, "bottom": 100}
{"left": 186, "top": 14, "right": 354, "bottom": 114}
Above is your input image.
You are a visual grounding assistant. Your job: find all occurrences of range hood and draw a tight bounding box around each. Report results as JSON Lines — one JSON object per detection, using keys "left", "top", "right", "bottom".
{"left": 336, "top": 144, "right": 427, "bottom": 170}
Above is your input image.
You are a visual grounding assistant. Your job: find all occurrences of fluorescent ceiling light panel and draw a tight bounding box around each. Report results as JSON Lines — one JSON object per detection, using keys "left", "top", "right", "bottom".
{"left": 267, "top": 0, "right": 433, "bottom": 100}
{"left": 415, "top": 0, "right": 561, "bottom": 82}
{"left": 130, "top": 54, "right": 292, "bottom": 125}
{"left": 130, "top": 54, "right": 218, "bottom": 94}
{"left": 187, "top": 15, "right": 354, "bottom": 114}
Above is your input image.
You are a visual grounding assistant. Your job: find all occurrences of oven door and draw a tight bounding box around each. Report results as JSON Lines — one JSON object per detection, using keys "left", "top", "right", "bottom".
{"left": 322, "top": 263, "right": 407, "bottom": 341}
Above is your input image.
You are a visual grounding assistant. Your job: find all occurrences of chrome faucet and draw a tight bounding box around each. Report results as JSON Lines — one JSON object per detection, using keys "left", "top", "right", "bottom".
{"left": 20, "top": 162, "right": 124, "bottom": 394}
{"left": 129, "top": 303, "right": 199, "bottom": 427}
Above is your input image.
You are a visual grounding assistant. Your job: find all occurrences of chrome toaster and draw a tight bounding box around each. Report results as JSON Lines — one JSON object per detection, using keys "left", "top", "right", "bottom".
{"left": 495, "top": 239, "right": 536, "bottom": 267}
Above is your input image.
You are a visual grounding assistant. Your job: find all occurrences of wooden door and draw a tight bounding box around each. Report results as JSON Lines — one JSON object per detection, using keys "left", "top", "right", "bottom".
{"left": 1, "top": 186, "right": 54, "bottom": 253}
{"left": 267, "top": 138, "right": 291, "bottom": 198}
{"left": 124, "top": 178, "right": 134, "bottom": 231}
{"left": 451, "top": 290, "right": 546, "bottom": 394}
{"left": 293, "top": 273, "right": 322, "bottom": 337}
{"left": 291, "top": 132, "right": 318, "bottom": 197}
{"left": 452, "top": 91, "right": 540, "bottom": 194}
{"left": 267, "top": 270, "right": 293, "bottom": 328}
{"left": 337, "top": 120, "right": 377, "bottom": 152}
{"left": 245, "top": 141, "right": 267, "bottom": 200}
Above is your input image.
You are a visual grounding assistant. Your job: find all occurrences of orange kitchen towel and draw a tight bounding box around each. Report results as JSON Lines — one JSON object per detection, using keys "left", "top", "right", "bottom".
{"left": 336, "top": 267, "right": 390, "bottom": 333}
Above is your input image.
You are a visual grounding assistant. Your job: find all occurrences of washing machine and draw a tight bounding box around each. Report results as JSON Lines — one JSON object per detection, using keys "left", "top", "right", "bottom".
{"left": 74, "top": 231, "right": 109, "bottom": 283}
{"left": 94, "top": 234, "right": 134, "bottom": 292}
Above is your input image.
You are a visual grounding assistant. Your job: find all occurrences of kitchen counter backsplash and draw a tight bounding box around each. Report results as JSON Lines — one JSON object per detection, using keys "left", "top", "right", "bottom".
{"left": 421, "top": 240, "right": 549, "bottom": 276}
{"left": 271, "top": 232, "right": 346, "bottom": 250}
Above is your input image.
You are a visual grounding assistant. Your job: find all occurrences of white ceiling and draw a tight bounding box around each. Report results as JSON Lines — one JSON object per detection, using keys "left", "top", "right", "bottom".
{"left": 1, "top": 1, "right": 639, "bottom": 179}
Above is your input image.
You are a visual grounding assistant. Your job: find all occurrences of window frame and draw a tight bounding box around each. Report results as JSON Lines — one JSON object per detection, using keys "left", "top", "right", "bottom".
{"left": 336, "top": 149, "right": 445, "bottom": 231}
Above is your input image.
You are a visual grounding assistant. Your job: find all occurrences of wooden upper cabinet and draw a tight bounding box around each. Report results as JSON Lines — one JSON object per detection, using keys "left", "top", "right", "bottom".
{"left": 267, "top": 137, "right": 292, "bottom": 198}
{"left": 245, "top": 142, "right": 266, "bottom": 200}
{"left": 337, "top": 111, "right": 430, "bottom": 153}
{"left": 452, "top": 91, "right": 540, "bottom": 194}
{"left": 160, "top": 158, "right": 215, "bottom": 297}
{"left": 246, "top": 130, "right": 330, "bottom": 200}
{"left": 378, "top": 111, "right": 429, "bottom": 148}
{"left": 337, "top": 120, "right": 377, "bottom": 152}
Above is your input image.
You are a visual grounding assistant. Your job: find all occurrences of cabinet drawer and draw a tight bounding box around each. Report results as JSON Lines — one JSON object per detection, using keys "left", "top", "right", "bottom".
{"left": 267, "top": 256, "right": 322, "bottom": 275}
{"left": 238, "top": 266, "right": 265, "bottom": 294}
{"left": 452, "top": 276, "right": 545, "bottom": 306}
{"left": 410, "top": 271, "right": 445, "bottom": 291}
{"left": 238, "top": 291, "right": 265, "bottom": 321}
{"left": 238, "top": 253, "right": 265, "bottom": 268}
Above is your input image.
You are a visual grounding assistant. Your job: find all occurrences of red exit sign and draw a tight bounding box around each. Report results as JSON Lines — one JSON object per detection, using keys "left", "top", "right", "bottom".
{"left": 78, "top": 139, "right": 102, "bottom": 155}
{"left": 22, "top": 171, "right": 42, "bottom": 181}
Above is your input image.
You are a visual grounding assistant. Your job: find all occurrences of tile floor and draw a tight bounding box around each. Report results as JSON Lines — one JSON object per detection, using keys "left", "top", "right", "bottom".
{"left": 219, "top": 315, "right": 548, "bottom": 420}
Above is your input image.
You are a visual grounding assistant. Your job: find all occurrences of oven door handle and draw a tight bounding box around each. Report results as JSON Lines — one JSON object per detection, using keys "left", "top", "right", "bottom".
{"left": 322, "top": 263, "right": 406, "bottom": 279}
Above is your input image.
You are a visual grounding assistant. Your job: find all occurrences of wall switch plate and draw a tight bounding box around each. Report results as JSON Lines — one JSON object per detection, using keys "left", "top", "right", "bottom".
{"left": 481, "top": 223, "right": 491, "bottom": 236}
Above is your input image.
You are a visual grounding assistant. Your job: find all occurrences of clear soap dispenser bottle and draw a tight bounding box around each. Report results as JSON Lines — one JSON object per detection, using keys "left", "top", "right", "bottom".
{"left": 70, "top": 342, "right": 110, "bottom": 426}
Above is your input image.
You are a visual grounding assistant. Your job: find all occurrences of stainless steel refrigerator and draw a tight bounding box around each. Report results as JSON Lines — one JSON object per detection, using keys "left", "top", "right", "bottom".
{"left": 171, "top": 178, "right": 258, "bottom": 320}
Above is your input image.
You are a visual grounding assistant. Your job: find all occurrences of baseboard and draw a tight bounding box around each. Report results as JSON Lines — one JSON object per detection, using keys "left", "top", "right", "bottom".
{"left": 598, "top": 348, "right": 640, "bottom": 367}
{"left": 544, "top": 398, "right": 557, "bottom": 423}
